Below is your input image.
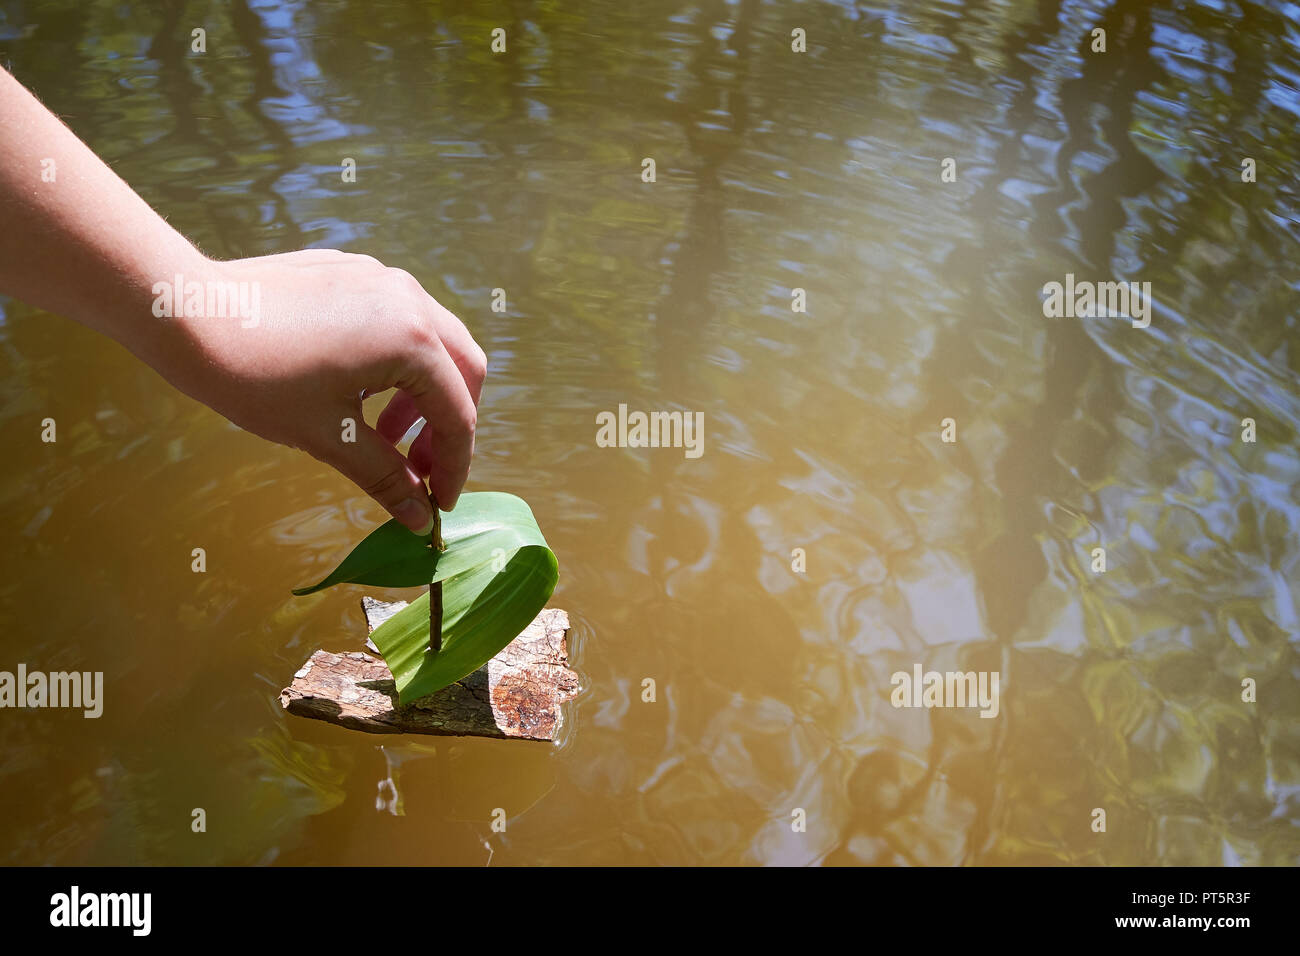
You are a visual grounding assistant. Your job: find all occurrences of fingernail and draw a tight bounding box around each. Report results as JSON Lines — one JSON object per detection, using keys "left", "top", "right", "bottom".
{"left": 393, "top": 497, "right": 434, "bottom": 534}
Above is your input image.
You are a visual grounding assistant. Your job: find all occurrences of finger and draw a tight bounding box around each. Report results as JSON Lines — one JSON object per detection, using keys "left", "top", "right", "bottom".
{"left": 428, "top": 301, "right": 487, "bottom": 405}
{"left": 408, "top": 417, "right": 475, "bottom": 500}
{"left": 319, "top": 423, "right": 434, "bottom": 534}
{"left": 389, "top": 269, "right": 487, "bottom": 406}
{"left": 375, "top": 389, "right": 423, "bottom": 444}
{"left": 401, "top": 342, "right": 477, "bottom": 511}
{"left": 408, "top": 420, "right": 433, "bottom": 477}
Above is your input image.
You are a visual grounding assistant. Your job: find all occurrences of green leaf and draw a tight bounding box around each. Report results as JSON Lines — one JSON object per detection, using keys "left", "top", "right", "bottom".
{"left": 292, "top": 492, "right": 559, "bottom": 705}
{"left": 291, "top": 519, "right": 438, "bottom": 594}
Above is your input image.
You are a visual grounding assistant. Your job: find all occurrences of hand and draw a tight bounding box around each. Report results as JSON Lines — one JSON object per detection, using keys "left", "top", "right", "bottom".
{"left": 153, "top": 249, "right": 486, "bottom": 532}
{"left": 1, "top": 69, "right": 485, "bottom": 532}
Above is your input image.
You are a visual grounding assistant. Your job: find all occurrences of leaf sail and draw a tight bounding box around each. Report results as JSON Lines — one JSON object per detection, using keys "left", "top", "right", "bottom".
{"left": 292, "top": 492, "right": 559, "bottom": 704}
{"left": 291, "top": 519, "right": 438, "bottom": 594}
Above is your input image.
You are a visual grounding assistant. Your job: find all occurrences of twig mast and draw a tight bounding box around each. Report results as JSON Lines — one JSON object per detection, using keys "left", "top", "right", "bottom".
{"left": 429, "top": 495, "right": 445, "bottom": 652}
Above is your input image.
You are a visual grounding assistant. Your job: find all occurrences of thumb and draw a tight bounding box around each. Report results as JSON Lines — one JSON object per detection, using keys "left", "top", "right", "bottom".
{"left": 324, "top": 424, "right": 435, "bottom": 534}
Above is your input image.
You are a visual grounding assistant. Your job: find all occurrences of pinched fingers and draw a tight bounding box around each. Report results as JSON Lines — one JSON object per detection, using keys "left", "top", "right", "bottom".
{"left": 395, "top": 325, "right": 478, "bottom": 510}
{"left": 387, "top": 268, "right": 487, "bottom": 405}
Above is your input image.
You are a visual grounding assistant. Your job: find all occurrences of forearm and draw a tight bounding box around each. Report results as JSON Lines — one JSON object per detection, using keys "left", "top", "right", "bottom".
{"left": 0, "top": 67, "right": 206, "bottom": 358}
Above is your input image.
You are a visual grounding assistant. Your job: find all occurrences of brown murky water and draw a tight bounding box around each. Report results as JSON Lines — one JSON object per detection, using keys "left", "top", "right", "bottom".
{"left": 1, "top": 0, "right": 1298, "bottom": 865}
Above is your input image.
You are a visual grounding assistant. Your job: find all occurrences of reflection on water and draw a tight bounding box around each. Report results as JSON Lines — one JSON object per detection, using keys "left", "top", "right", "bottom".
{"left": 1, "top": 0, "right": 1298, "bottom": 864}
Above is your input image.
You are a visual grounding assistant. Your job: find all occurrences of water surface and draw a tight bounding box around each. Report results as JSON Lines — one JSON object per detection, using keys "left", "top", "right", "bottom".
{"left": 1, "top": 0, "right": 1298, "bottom": 864}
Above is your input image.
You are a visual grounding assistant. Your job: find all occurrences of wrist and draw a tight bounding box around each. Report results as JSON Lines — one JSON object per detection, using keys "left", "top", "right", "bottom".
{"left": 105, "top": 246, "right": 233, "bottom": 371}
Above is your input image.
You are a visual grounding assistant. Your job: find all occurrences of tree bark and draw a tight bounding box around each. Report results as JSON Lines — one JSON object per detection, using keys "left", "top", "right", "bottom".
{"left": 280, "top": 598, "right": 579, "bottom": 741}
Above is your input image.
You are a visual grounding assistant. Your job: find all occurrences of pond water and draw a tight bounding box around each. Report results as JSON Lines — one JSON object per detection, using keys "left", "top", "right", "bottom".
{"left": 1, "top": 0, "right": 1298, "bottom": 865}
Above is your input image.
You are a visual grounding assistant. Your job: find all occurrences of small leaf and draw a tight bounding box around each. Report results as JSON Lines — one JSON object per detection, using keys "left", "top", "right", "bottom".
{"left": 292, "top": 519, "right": 437, "bottom": 595}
